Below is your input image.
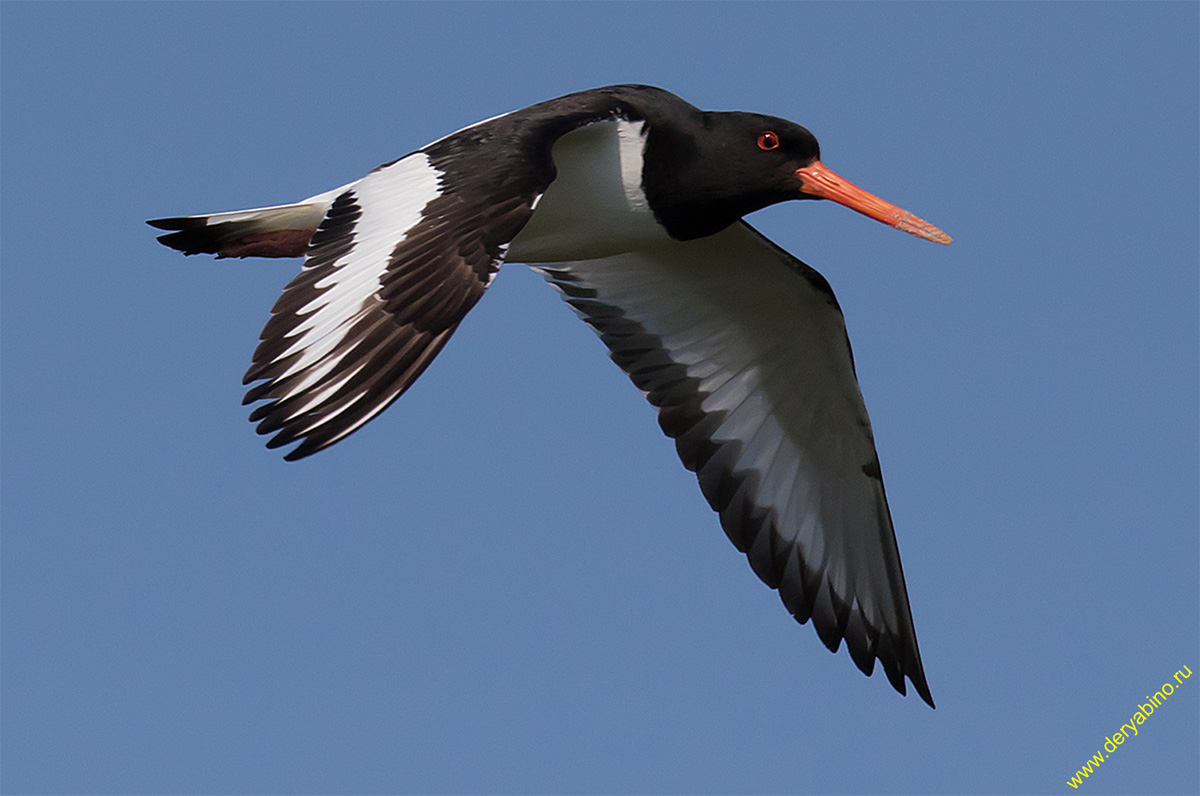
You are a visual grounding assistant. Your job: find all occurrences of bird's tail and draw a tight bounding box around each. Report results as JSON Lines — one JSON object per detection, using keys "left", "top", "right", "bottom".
{"left": 146, "top": 186, "right": 346, "bottom": 259}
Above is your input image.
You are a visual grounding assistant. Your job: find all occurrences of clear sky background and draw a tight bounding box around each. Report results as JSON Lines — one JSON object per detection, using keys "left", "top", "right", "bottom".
{"left": 2, "top": 3, "right": 1197, "bottom": 794}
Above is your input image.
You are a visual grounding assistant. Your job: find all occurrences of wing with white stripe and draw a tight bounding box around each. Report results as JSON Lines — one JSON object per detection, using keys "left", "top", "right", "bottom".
{"left": 243, "top": 151, "right": 534, "bottom": 459}
{"left": 535, "top": 221, "right": 933, "bottom": 706}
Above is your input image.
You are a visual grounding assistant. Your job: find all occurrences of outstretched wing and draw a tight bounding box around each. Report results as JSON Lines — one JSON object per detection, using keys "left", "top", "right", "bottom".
{"left": 237, "top": 89, "right": 673, "bottom": 460}
{"left": 242, "top": 149, "right": 536, "bottom": 459}
{"left": 535, "top": 221, "right": 933, "bottom": 706}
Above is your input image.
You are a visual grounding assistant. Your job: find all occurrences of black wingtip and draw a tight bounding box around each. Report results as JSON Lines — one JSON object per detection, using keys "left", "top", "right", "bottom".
{"left": 911, "top": 669, "right": 936, "bottom": 709}
{"left": 279, "top": 434, "right": 330, "bottom": 462}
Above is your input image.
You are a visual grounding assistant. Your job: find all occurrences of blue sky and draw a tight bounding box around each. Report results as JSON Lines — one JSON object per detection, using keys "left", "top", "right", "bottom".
{"left": 2, "top": 3, "right": 1197, "bottom": 793}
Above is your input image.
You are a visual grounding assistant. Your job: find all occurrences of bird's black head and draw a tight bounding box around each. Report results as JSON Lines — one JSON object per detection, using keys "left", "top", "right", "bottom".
{"left": 640, "top": 105, "right": 951, "bottom": 246}
{"left": 642, "top": 111, "right": 822, "bottom": 241}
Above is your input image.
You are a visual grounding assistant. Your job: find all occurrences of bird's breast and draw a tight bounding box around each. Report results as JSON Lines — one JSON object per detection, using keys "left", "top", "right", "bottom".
{"left": 507, "top": 119, "right": 673, "bottom": 263}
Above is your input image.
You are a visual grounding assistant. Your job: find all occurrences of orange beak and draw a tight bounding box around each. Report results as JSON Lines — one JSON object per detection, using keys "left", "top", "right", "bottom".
{"left": 796, "top": 161, "right": 952, "bottom": 245}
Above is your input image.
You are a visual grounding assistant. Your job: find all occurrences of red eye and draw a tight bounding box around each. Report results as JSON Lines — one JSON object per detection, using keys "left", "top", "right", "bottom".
{"left": 757, "top": 131, "right": 780, "bottom": 151}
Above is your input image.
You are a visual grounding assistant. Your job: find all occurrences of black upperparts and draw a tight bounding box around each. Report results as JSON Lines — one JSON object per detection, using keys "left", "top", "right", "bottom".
{"left": 420, "top": 85, "right": 824, "bottom": 243}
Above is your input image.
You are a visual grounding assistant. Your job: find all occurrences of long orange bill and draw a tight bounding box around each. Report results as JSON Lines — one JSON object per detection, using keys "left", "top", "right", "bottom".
{"left": 795, "top": 161, "right": 952, "bottom": 245}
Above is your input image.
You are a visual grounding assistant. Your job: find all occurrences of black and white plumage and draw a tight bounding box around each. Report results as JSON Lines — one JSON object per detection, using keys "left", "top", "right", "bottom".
{"left": 149, "top": 84, "right": 950, "bottom": 707}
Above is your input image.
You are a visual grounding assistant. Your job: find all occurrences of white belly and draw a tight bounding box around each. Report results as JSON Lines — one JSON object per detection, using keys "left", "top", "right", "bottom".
{"left": 507, "top": 119, "right": 673, "bottom": 263}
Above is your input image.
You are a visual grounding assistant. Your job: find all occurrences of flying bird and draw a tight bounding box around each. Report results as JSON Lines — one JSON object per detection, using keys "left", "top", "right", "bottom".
{"left": 148, "top": 85, "right": 949, "bottom": 707}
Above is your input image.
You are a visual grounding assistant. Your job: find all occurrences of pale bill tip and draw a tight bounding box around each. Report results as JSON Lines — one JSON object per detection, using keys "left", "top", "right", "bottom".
{"left": 895, "top": 212, "right": 952, "bottom": 245}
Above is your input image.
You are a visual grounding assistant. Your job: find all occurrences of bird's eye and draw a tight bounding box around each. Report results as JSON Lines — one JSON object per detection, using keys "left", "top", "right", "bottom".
{"left": 757, "top": 131, "right": 780, "bottom": 151}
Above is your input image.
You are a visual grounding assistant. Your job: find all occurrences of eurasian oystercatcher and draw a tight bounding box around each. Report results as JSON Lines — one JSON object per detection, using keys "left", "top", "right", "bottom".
{"left": 148, "top": 84, "right": 950, "bottom": 707}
